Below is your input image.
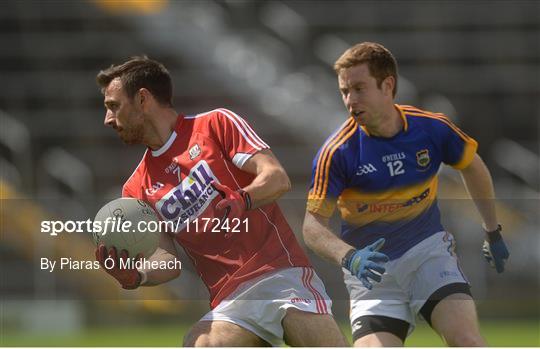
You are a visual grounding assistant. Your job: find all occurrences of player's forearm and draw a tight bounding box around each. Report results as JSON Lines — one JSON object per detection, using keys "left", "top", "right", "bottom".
{"left": 243, "top": 166, "right": 291, "bottom": 209}
{"left": 138, "top": 248, "right": 181, "bottom": 286}
{"left": 460, "top": 154, "right": 499, "bottom": 231}
{"left": 302, "top": 211, "right": 354, "bottom": 266}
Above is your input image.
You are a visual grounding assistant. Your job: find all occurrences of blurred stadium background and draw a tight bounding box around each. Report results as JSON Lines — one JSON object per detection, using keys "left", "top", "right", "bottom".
{"left": 1, "top": 0, "right": 538, "bottom": 346}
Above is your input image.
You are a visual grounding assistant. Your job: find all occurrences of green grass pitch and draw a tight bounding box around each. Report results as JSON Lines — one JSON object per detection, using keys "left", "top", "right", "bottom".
{"left": 2, "top": 320, "right": 538, "bottom": 346}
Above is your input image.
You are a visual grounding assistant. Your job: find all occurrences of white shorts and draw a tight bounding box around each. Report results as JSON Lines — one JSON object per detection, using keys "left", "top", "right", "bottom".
{"left": 200, "top": 267, "right": 332, "bottom": 346}
{"left": 345, "top": 231, "right": 469, "bottom": 334}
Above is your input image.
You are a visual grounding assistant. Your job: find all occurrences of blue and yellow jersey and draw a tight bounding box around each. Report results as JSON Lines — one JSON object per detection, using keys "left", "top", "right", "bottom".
{"left": 307, "top": 104, "right": 478, "bottom": 259}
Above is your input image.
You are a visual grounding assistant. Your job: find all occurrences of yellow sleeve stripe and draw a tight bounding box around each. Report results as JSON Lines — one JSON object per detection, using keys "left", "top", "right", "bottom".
{"left": 311, "top": 118, "right": 357, "bottom": 200}
{"left": 311, "top": 118, "right": 354, "bottom": 199}
{"left": 321, "top": 124, "right": 358, "bottom": 198}
{"left": 452, "top": 138, "right": 478, "bottom": 169}
{"left": 312, "top": 118, "right": 355, "bottom": 199}
{"left": 401, "top": 106, "right": 473, "bottom": 143}
{"left": 306, "top": 197, "right": 337, "bottom": 218}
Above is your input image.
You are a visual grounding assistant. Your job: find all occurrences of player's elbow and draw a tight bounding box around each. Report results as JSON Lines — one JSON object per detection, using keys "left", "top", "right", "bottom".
{"left": 280, "top": 170, "right": 292, "bottom": 194}
{"left": 272, "top": 166, "right": 291, "bottom": 196}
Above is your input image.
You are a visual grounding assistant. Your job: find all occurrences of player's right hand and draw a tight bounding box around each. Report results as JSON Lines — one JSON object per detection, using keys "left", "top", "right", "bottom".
{"left": 344, "top": 238, "right": 389, "bottom": 290}
{"left": 211, "top": 181, "right": 251, "bottom": 219}
{"left": 482, "top": 225, "right": 509, "bottom": 273}
{"left": 95, "top": 244, "right": 142, "bottom": 289}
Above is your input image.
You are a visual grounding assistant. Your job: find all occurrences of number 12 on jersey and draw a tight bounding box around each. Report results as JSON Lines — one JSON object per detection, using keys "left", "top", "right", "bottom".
{"left": 387, "top": 160, "right": 405, "bottom": 176}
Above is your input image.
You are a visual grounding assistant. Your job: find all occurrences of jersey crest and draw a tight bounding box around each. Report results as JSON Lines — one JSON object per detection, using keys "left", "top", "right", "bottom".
{"left": 416, "top": 149, "right": 430, "bottom": 168}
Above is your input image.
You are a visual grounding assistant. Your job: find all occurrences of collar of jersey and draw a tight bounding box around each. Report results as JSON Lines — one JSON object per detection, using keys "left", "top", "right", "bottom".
{"left": 360, "top": 104, "right": 408, "bottom": 137}
{"left": 151, "top": 130, "right": 177, "bottom": 157}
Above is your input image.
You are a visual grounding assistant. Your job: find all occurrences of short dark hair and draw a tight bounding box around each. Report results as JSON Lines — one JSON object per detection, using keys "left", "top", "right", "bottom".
{"left": 96, "top": 55, "right": 173, "bottom": 106}
{"left": 334, "top": 42, "right": 398, "bottom": 97}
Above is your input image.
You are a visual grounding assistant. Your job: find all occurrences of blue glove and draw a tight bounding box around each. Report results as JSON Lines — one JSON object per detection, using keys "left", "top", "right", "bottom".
{"left": 343, "top": 238, "right": 389, "bottom": 290}
{"left": 482, "top": 225, "right": 509, "bottom": 273}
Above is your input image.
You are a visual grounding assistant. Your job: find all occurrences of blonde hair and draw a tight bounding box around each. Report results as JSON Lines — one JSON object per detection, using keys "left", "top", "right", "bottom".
{"left": 334, "top": 42, "right": 398, "bottom": 97}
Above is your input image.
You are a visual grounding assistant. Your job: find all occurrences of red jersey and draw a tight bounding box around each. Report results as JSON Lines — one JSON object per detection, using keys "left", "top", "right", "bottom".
{"left": 122, "top": 108, "right": 311, "bottom": 308}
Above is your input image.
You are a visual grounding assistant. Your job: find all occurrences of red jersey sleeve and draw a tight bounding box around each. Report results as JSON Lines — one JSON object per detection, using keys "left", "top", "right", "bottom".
{"left": 122, "top": 183, "right": 137, "bottom": 198}
{"left": 211, "top": 108, "right": 270, "bottom": 168}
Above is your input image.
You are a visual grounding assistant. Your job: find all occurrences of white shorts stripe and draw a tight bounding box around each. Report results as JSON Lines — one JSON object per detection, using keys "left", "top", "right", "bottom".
{"left": 302, "top": 268, "right": 321, "bottom": 313}
{"left": 306, "top": 267, "right": 328, "bottom": 314}
{"left": 202, "top": 267, "right": 333, "bottom": 346}
{"left": 314, "top": 271, "right": 329, "bottom": 314}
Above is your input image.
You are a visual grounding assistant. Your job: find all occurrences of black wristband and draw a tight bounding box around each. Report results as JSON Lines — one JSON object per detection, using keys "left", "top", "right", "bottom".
{"left": 341, "top": 248, "right": 356, "bottom": 269}
{"left": 485, "top": 224, "right": 502, "bottom": 243}
{"left": 237, "top": 189, "right": 252, "bottom": 210}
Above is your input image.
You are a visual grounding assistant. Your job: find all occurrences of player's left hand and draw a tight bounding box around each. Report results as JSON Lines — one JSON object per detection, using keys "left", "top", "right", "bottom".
{"left": 482, "top": 225, "right": 509, "bottom": 273}
{"left": 211, "top": 181, "right": 251, "bottom": 219}
{"left": 345, "top": 238, "right": 389, "bottom": 290}
{"left": 95, "top": 244, "right": 143, "bottom": 289}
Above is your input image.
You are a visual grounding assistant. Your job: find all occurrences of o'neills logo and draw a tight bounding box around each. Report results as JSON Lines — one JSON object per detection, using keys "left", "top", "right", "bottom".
{"left": 155, "top": 160, "right": 218, "bottom": 230}
{"left": 291, "top": 297, "right": 312, "bottom": 304}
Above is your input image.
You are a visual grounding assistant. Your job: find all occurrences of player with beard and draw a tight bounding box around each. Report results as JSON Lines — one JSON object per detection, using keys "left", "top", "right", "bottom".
{"left": 94, "top": 56, "right": 347, "bottom": 347}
